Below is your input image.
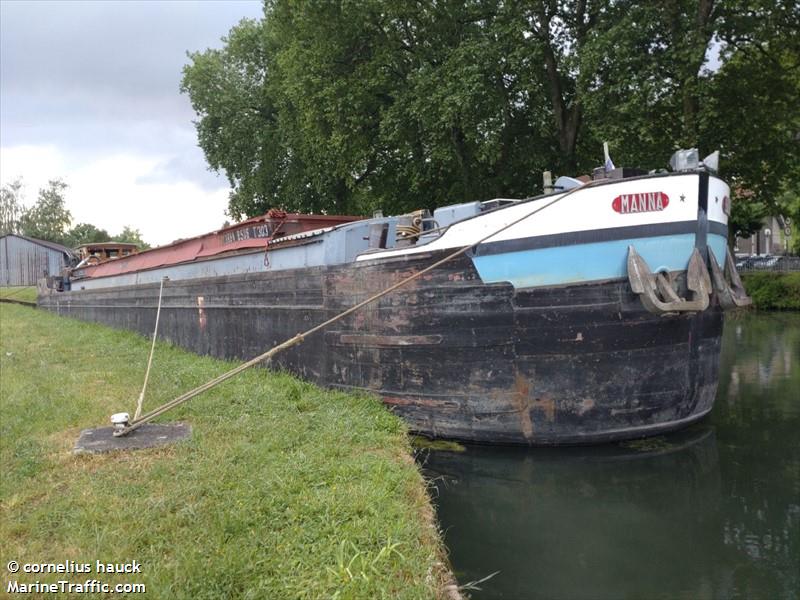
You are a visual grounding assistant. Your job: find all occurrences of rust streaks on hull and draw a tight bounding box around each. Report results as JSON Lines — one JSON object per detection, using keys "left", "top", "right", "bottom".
{"left": 512, "top": 372, "right": 535, "bottom": 441}
{"left": 39, "top": 250, "right": 724, "bottom": 445}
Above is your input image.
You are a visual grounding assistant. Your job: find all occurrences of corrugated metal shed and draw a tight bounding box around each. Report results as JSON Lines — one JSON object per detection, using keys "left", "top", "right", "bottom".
{"left": 0, "top": 234, "right": 75, "bottom": 286}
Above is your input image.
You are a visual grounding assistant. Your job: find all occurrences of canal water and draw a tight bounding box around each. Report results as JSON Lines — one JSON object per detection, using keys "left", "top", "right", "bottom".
{"left": 421, "top": 312, "right": 799, "bottom": 599}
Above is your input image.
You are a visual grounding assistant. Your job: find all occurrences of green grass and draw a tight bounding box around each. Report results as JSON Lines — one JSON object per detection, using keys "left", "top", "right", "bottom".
{"left": 0, "top": 286, "right": 37, "bottom": 303}
{"left": 0, "top": 304, "right": 450, "bottom": 599}
{"left": 741, "top": 272, "right": 800, "bottom": 310}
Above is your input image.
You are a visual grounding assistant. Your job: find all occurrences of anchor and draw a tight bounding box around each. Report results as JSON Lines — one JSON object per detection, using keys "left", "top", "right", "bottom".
{"left": 707, "top": 245, "right": 752, "bottom": 309}
{"left": 627, "top": 246, "right": 711, "bottom": 315}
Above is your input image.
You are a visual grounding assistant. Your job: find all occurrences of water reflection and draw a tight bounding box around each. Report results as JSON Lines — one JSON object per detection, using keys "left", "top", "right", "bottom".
{"left": 423, "top": 313, "right": 799, "bottom": 599}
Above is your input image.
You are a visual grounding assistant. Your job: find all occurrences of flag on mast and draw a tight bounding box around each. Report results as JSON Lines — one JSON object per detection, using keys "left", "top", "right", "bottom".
{"left": 604, "top": 142, "right": 615, "bottom": 172}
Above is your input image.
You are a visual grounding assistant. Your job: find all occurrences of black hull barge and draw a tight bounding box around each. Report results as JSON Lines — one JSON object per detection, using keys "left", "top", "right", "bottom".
{"left": 39, "top": 165, "right": 750, "bottom": 445}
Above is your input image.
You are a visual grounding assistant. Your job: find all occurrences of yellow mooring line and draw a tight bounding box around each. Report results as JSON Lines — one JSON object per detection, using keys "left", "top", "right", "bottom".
{"left": 133, "top": 276, "right": 168, "bottom": 421}
{"left": 114, "top": 181, "right": 596, "bottom": 437}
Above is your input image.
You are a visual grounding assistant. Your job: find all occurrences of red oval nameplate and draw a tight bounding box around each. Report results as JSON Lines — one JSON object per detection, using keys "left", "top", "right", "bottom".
{"left": 612, "top": 192, "right": 669, "bottom": 214}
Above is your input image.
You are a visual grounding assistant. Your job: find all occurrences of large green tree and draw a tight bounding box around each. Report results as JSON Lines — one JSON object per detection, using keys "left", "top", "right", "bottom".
{"left": 19, "top": 179, "right": 72, "bottom": 245}
{"left": 182, "top": 0, "right": 800, "bottom": 225}
{"left": 703, "top": 0, "right": 800, "bottom": 240}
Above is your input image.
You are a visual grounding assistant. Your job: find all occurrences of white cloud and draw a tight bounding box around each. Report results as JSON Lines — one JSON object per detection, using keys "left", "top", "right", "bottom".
{"left": 1, "top": 144, "right": 229, "bottom": 246}
{"left": 0, "top": 144, "right": 68, "bottom": 194}
{"left": 0, "top": 0, "right": 263, "bottom": 247}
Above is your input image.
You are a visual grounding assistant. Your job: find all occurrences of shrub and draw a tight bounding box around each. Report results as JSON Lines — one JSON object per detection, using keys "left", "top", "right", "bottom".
{"left": 741, "top": 272, "right": 800, "bottom": 310}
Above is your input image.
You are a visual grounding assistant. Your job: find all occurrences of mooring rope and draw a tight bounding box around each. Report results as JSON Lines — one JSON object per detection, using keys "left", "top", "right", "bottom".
{"left": 133, "top": 276, "right": 167, "bottom": 420}
{"left": 114, "top": 181, "right": 598, "bottom": 436}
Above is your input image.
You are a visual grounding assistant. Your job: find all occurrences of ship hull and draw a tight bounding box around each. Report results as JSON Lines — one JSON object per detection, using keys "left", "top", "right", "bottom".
{"left": 39, "top": 249, "right": 723, "bottom": 445}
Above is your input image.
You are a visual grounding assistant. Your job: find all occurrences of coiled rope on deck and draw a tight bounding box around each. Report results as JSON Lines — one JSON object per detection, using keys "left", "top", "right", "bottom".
{"left": 114, "top": 181, "right": 596, "bottom": 437}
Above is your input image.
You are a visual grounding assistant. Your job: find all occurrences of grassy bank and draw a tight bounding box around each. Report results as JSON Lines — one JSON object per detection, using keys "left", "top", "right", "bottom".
{"left": 741, "top": 272, "right": 800, "bottom": 310}
{"left": 0, "top": 304, "right": 449, "bottom": 599}
{"left": 0, "top": 286, "right": 37, "bottom": 303}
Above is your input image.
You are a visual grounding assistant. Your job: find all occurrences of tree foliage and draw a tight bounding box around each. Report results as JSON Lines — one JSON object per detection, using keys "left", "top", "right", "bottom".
{"left": 0, "top": 178, "right": 25, "bottom": 236}
{"left": 1, "top": 177, "right": 152, "bottom": 250}
{"left": 64, "top": 224, "right": 150, "bottom": 249}
{"left": 64, "top": 223, "right": 111, "bottom": 248}
{"left": 19, "top": 179, "right": 72, "bottom": 245}
{"left": 182, "top": 0, "right": 800, "bottom": 226}
{"left": 112, "top": 226, "right": 150, "bottom": 249}
{"left": 703, "top": 0, "right": 800, "bottom": 242}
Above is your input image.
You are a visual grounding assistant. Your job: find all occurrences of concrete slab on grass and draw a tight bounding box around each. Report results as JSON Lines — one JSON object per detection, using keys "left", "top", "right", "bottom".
{"left": 74, "top": 423, "right": 192, "bottom": 454}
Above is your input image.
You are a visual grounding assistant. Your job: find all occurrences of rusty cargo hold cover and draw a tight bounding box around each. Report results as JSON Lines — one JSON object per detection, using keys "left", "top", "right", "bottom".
{"left": 71, "top": 210, "right": 363, "bottom": 281}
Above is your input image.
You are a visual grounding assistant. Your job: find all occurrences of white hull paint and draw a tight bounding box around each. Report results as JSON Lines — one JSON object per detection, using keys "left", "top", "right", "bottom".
{"left": 69, "top": 172, "right": 727, "bottom": 292}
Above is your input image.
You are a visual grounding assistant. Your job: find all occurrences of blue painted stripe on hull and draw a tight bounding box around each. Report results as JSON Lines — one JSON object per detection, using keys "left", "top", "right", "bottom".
{"left": 472, "top": 233, "right": 728, "bottom": 288}
{"left": 708, "top": 233, "right": 727, "bottom": 266}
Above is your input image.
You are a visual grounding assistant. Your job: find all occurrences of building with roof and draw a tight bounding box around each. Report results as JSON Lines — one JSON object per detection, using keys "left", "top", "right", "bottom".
{"left": 0, "top": 234, "right": 76, "bottom": 286}
{"left": 734, "top": 216, "right": 793, "bottom": 256}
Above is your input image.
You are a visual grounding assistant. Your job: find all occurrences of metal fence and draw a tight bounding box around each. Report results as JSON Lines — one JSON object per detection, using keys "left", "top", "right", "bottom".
{"left": 735, "top": 255, "right": 800, "bottom": 272}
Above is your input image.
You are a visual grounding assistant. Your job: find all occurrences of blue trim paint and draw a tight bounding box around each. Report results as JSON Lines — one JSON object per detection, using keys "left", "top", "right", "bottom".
{"left": 472, "top": 232, "right": 729, "bottom": 288}
{"left": 708, "top": 233, "right": 727, "bottom": 266}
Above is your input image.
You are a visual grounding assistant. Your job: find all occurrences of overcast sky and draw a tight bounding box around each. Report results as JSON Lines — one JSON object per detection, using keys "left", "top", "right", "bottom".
{"left": 0, "top": 0, "right": 264, "bottom": 246}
